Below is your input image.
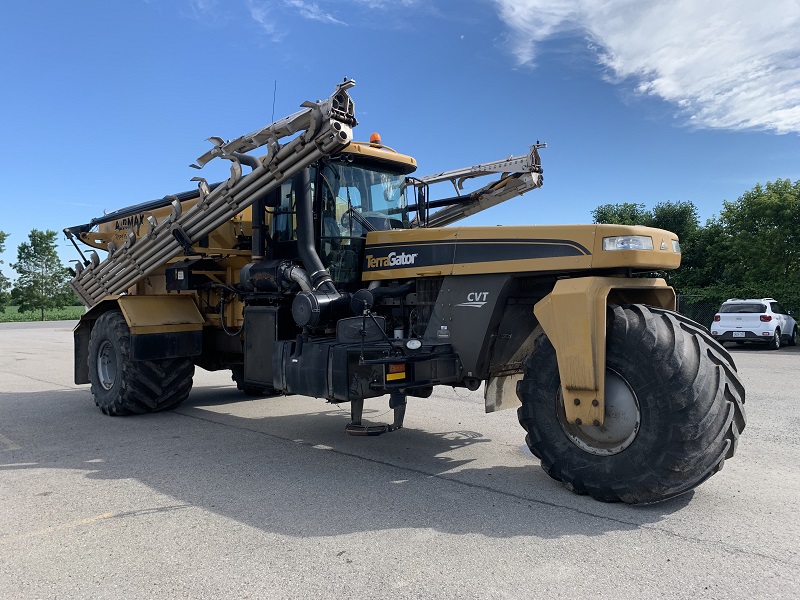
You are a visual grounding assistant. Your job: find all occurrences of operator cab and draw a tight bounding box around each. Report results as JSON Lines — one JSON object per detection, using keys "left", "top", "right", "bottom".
{"left": 271, "top": 139, "right": 417, "bottom": 286}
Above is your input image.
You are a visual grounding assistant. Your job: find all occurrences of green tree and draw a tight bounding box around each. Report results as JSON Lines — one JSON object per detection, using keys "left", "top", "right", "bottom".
{"left": 674, "top": 218, "right": 735, "bottom": 304}
{"left": 591, "top": 202, "right": 652, "bottom": 226}
{"left": 650, "top": 201, "right": 699, "bottom": 243}
{"left": 648, "top": 201, "right": 701, "bottom": 291}
{"left": 717, "top": 179, "right": 800, "bottom": 311}
{"left": 11, "top": 229, "right": 73, "bottom": 321}
{"left": 591, "top": 200, "right": 699, "bottom": 239}
{"left": 0, "top": 231, "right": 9, "bottom": 312}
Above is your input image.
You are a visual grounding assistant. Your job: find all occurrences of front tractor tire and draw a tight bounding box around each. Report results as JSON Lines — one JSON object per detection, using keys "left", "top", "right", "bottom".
{"left": 88, "top": 310, "right": 195, "bottom": 415}
{"left": 517, "top": 304, "right": 746, "bottom": 504}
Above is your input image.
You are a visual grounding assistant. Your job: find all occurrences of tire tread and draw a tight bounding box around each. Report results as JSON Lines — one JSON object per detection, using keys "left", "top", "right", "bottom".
{"left": 517, "top": 304, "right": 746, "bottom": 504}
{"left": 88, "top": 311, "right": 194, "bottom": 415}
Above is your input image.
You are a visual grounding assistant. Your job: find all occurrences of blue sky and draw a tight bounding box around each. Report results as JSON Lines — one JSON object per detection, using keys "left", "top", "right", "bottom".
{"left": 1, "top": 0, "right": 799, "bottom": 274}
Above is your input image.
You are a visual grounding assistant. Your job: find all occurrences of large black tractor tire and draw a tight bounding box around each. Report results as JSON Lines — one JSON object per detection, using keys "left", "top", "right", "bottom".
{"left": 88, "top": 310, "right": 195, "bottom": 416}
{"left": 230, "top": 365, "right": 277, "bottom": 397}
{"left": 517, "top": 304, "right": 746, "bottom": 504}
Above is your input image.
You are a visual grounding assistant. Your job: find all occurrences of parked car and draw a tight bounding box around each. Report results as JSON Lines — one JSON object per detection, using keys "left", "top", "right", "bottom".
{"left": 711, "top": 298, "right": 798, "bottom": 349}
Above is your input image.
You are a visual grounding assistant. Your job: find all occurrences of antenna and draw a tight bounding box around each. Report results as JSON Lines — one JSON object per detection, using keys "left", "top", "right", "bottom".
{"left": 271, "top": 80, "right": 277, "bottom": 122}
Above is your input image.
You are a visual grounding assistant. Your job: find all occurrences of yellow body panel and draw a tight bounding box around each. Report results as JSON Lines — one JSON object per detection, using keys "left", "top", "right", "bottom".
{"left": 363, "top": 224, "right": 680, "bottom": 280}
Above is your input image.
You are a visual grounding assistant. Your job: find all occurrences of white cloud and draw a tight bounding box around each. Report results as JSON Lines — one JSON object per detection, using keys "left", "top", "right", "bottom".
{"left": 245, "top": 0, "right": 420, "bottom": 42}
{"left": 493, "top": 0, "right": 800, "bottom": 133}
{"left": 247, "top": 1, "right": 285, "bottom": 40}
{"left": 283, "top": 0, "right": 347, "bottom": 25}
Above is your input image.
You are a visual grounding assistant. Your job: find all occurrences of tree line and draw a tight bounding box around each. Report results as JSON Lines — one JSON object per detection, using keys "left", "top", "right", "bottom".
{"left": 0, "top": 229, "right": 75, "bottom": 321}
{"left": 592, "top": 179, "right": 800, "bottom": 312}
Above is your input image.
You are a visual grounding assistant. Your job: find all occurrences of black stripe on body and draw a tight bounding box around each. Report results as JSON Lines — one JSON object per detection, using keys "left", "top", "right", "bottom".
{"left": 363, "top": 239, "right": 590, "bottom": 271}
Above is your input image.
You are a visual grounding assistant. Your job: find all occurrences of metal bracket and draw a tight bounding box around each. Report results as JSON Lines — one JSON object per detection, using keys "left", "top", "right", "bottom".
{"left": 345, "top": 393, "right": 406, "bottom": 436}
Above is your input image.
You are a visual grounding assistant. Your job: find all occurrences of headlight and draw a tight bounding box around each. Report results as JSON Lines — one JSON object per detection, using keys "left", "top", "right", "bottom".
{"left": 602, "top": 236, "right": 654, "bottom": 251}
{"left": 672, "top": 240, "right": 681, "bottom": 253}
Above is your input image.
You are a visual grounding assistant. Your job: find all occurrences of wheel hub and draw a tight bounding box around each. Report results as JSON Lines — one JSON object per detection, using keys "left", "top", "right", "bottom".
{"left": 96, "top": 340, "right": 117, "bottom": 391}
{"left": 557, "top": 369, "right": 640, "bottom": 456}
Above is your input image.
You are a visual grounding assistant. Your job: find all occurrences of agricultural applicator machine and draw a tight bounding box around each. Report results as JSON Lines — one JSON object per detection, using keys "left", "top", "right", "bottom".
{"left": 65, "top": 80, "right": 745, "bottom": 503}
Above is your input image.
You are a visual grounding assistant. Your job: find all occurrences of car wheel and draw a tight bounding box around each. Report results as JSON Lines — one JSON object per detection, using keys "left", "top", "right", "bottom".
{"left": 768, "top": 329, "right": 781, "bottom": 350}
{"left": 788, "top": 326, "right": 798, "bottom": 347}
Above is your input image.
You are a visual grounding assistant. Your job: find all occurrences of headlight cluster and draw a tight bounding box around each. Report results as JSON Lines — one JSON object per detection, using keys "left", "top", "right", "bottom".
{"left": 602, "top": 236, "right": 654, "bottom": 251}
{"left": 601, "top": 236, "right": 681, "bottom": 253}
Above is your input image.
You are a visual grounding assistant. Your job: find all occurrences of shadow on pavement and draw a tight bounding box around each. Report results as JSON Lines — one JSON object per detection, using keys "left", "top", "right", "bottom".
{"left": 0, "top": 385, "right": 693, "bottom": 541}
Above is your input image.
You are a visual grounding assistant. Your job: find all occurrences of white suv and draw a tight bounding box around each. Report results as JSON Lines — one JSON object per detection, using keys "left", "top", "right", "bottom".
{"left": 711, "top": 298, "right": 798, "bottom": 350}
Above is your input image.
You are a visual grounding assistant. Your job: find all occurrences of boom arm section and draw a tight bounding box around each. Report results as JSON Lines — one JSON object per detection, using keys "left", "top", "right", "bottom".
{"left": 412, "top": 142, "right": 545, "bottom": 228}
{"left": 68, "top": 80, "right": 357, "bottom": 308}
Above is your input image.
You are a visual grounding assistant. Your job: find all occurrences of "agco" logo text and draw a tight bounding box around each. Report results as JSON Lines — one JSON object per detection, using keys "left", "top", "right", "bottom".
{"left": 366, "top": 251, "right": 419, "bottom": 269}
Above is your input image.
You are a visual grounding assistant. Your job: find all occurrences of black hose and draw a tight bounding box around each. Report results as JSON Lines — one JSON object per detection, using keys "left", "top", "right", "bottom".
{"left": 220, "top": 291, "right": 244, "bottom": 337}
{"left": 296, "top": 168, "right": 337, "bottom": 295}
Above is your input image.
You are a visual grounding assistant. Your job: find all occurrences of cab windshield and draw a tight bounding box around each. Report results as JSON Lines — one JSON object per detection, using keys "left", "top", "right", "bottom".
{"left": 317, "top": 161, "right": 409, "bottom": 284}
{"left": 320, "top": 161, "right": 410, "bottom": 234}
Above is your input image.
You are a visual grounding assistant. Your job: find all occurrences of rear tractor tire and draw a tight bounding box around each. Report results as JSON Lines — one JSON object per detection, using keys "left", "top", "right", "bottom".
{"left": 517, "top": 304, "right": 746, "bottom": 504}
{"left": 88, "top": 310, "right": 195, "bottom": 415}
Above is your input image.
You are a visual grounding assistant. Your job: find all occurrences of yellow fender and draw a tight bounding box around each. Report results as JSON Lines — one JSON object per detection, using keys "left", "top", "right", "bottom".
{"left": 533, "top": 277, "right": 675, "bottom": 425}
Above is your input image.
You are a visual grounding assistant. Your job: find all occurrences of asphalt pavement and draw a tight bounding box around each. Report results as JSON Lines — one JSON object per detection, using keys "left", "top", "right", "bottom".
{"left": 1, "top": 321, "right": 798, "bottom": 599}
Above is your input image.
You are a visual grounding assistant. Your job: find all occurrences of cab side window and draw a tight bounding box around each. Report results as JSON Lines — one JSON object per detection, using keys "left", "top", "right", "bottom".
{"left": 272, "top": 180, "right": 297, "bottom": 242}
